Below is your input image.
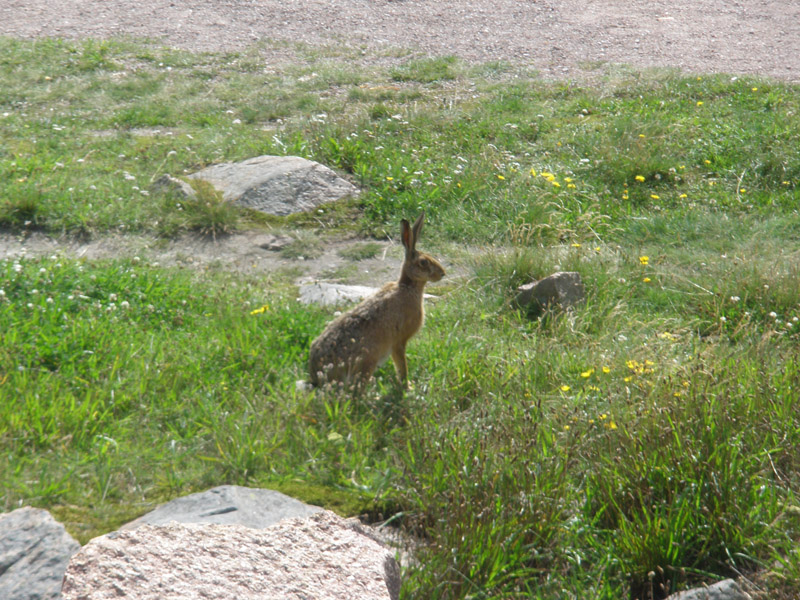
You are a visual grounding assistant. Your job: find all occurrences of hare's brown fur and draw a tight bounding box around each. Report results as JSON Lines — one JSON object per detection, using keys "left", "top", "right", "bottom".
{"left": 308, "top": 213, "right": 444, "bottom": 390}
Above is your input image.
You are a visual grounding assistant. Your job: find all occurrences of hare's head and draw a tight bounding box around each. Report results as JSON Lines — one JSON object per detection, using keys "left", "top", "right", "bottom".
{"left": 400, "top": 212, "right": 445, "bottom": 284}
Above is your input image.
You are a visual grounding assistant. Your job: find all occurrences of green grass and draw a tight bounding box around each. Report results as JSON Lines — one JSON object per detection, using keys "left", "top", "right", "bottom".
{"left": 2, "top": 36, "right": 800, "bottom": 600}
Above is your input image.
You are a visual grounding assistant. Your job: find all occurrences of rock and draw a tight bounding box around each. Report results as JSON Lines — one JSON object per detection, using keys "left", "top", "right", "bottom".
{"left": 121, "top": 485, "right": 322, "bottom": 530}
{"left": 0, "top": 507, "right": 81, "bottom": 600}
{"left": 298, "top": 282, "right": 379, "bottom": 306}
{"left": 514, "top": 271, "right": 585, "bottom": 316}
{"left": 62, "top": 510, "right": 399, "bottom": 600}
{"left": 666, "top": 578, "right": 750, "bottom": 600}
{"left": 158, "top": 155, "right": 359, "bottom": 216}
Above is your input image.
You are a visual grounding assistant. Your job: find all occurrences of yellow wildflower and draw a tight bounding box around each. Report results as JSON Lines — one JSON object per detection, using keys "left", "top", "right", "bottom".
{"left": 635, "top": 175, "right": 646, "bottom": 182}
{"left": 643, "top": 277, "right": 651, "bottom": 283}
{"left": 602, "top": 366, "right": 611, "bottom": 374}
{"left": 581, "top": 369, "right": 595, "bottom": 378}
{"left": 639, "top": 256, "right": 649, "bottom": 266}
{"left": 560, "top": 385, "right": 571, "bottom": 392}
{"left": 497, "top": 174, "right": 505, "bottom": 180}
{"left": 650, "top": 194, "right": 660, "bottom": 200}
{"left": 250, "top": 304, "right": 269, "bottom": 315}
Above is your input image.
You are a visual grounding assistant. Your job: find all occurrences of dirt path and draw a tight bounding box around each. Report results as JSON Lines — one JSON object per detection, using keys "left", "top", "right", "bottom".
{"left": 2, "top": 0, "right": 799, "bottom": 81}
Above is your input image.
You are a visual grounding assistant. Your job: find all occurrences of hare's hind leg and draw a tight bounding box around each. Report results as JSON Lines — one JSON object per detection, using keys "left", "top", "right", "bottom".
{"left": 390, "top": 343, "right": 409, "bottom": 388}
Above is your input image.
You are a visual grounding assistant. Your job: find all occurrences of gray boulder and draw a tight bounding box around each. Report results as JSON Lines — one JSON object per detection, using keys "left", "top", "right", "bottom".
{"left": 298, "top": 282, "right": 378, "bottom": 306}
{"left": 62, "top": 510, "right": 400, "bottom": 600}
{"left": 0, "top": 507, "right": 81, "bottom": 600}
{"left": 161, "top": 155, "right": 358, "bottom": 216}
{"left": 514, "top": 271, "right": 585, "bottom": 316}
{"left": 666, "top": 578, "right": 750, "bottom": 600}
{"left": 121, "top": 485, "right": 322, "bottom": 530}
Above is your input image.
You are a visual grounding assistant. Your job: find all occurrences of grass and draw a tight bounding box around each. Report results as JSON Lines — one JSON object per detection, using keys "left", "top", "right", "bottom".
{"left": 1, "top": 36, "right": 800, "bottom": 599}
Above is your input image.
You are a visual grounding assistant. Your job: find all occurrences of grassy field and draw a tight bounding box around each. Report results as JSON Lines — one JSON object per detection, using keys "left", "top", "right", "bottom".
{"left": 2, "top": 37, "right": 799, "bottom": 599}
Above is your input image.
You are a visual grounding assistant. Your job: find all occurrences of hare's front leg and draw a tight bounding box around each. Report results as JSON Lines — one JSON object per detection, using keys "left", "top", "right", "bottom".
{"left": 391, "top": 343, "right": 409, "bottom": 388}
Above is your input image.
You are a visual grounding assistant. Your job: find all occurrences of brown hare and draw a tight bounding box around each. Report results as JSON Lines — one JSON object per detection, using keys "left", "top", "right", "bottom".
{"left": 308, "top": 212, "right": 445, "bottom": 390}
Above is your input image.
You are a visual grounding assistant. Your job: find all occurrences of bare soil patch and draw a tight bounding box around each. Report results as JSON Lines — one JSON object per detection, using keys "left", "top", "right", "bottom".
{"left": 2, "top": 0, "right": 799, "bottom": 81}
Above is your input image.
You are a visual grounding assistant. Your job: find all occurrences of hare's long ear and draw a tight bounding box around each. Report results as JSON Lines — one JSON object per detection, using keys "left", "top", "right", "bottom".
{"left": 411, "top": 212, "right": 425, "bottom": 249}
{"left": 401, "top": 218, "right": 413, "bottom": 257}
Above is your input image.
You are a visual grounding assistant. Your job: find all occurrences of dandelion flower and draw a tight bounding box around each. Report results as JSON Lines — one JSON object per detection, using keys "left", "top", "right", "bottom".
{"left": 602, "top": 366, "right": 611, "bottom": 374}
{"left": 608, "top": 421, "right": 618, "bottom": 430}
{"left": 697, "top": 101, "right": 704, "bottom": 106}
{"left": 497, "top": 174, "right": 505, "bottom": 180}
{"left": 752, "top": 87, "right": 758, "bottom": 92}
{"left": 704, "top": 159, "right": 712, "bottom": 165}
{"left": 639, "top": 256, "right": 649, "bottom": 266}
{"left": 564, "top": 425, "right": 571, "bottom": 431}
{"left": 564, "top": 177, "right": 573, "bottom": 183}
{"left": 581, "top": 369, "right": 594, "bottom": 378}
{"left": 650, "top": 194, "right": 660, "bottom": 200}
{"left": 635, "top": 175, "right": 646, "bottom": 182}
{"left": 530, "top": 168, "right": 537, "bottom": 176}
{"left": 250, "top": 304, "right": 270, "bottom": 315}
{"left": 567, "top": 183, "right": 576, "bottom": 189}
{"left": 643, "top": 277, "right": 651, "bottom": 283}
{"left": 551, "top": 181, "right": 561, "bottom": 187}
{"left": 679, "top": 193, "right": 688, "bottom": 199}
{"left": 571, "top": 242, "right": 582, "bottom": 248}
{"left": 386, "top": 176, "right": 394, "bottom": 181}
{"left": 560, "top": 385, "right": 571, "bottom": 392}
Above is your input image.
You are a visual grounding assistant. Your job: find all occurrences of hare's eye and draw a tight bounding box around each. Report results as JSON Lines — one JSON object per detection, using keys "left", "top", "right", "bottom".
{"left": 420, "top": 258, "right": 429, "bottom": 267}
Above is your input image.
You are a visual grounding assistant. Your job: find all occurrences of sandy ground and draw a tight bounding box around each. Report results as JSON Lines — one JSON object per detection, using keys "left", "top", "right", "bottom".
{"left": 2, "top": 0, "right": 799, "bottom": 81}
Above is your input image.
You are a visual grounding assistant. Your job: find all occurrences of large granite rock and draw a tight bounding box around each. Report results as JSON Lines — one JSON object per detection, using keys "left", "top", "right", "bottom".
{"left": 0, "top": 507, "right": 80, "bottom": 600}
{"left": 121, "top": 485, "right": 322, "bottom": 530}
{"left": 161, "top": 155, "right": 359, "bottom": 216}
{"left": 62, "top": 510, "right": 400, "bottom": 600}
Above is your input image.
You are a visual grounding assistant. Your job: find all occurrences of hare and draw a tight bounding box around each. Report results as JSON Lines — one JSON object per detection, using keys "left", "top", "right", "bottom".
{"left": 309, "top": 212, "right": 445, "bottom": 390}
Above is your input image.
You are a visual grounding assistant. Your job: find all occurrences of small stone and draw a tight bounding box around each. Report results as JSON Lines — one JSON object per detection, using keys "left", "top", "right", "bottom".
{"left": 514, "top": 271, "right": 585, "bottom": 316}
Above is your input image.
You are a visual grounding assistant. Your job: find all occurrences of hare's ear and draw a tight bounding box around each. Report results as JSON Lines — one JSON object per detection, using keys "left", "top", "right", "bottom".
{"left": 401, "top": 218, "right": 413, "bottom": 256}
{"left": 411, "top": 212, "right": 425, "bottom": 246}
